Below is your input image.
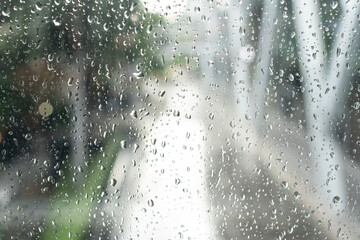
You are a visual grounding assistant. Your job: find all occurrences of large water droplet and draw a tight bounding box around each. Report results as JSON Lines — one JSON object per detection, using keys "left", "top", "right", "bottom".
{"left": 38, "top": 102, "right": 53, "bottom": 117}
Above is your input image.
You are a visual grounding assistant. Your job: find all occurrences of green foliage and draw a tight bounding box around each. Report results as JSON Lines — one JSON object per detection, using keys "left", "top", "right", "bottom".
{"left": 41, "top": 130, "right": 122, "bottom": 240}
{"left": 0, "top": 0, "right": 164, "bottom": 162}
{"left": 0, "top": 0, "right": 165, "bottom": 238}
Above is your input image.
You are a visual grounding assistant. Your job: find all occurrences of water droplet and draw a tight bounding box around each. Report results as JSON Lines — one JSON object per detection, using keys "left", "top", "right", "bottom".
{"left": 281, "top": 181, "right": 288, "bottom": 189}
{"left": 293, "top": 191, "right": 300, "bottom": 200}
{"left": 32, "top": 75, "right": 39, "bottom": 82}
{"left": 331, "top": 1, "right": 338, "bottom": 9}
{"left": 25, "top": 133, "right": 32, "bottom": 140}
{"left": 288, "top": 73, "right": 294, "bottom": 82}
{"left": 209, "top": 113, "right": 214, "bottom": 120}
{"left": 133, "top": 143, "right": 139, "bottom": 153}
{"left": 337, "top": 228, "right": 341, "bottom": 237}
{"left": 158, "top": 90, "right": 166, "bottom": 97}
{"left": 130, "top": 110, "right": 138, "bottom": 118}
{"left": 38, "top": 102, "right": 53, "bottom": 117}
{"left": 2, "top": 10, "right": 10, "bottom": 17}
{"left": 120, "top": 140, "right": 127, "bottom": 149}
{"left": 52, "top": 19, "right": 61, "bottom": 26}
{"left": 336, "top": 47, "right": 341, "bottom": 57}
{"left": 146, "top": 25, "right": 153, "bottom": 33}
{"left": 264, "top": 113, "right": 269, "bottom": 121}
{"left": 173, "top": 110, "right": 180, "bottom": 117}
{"left": 353, "top": 102, "right": 360, "bottom": 110}
{"left": 147, "top": 199, "right": 154, "bottom": 207}
{"left": 175, "top": 178, "right": 181, "bottom": 185}
{"left": 87, "top": 15, "right": 93, "bottom": 23}
{"left": 333, "top": 196, "right": 340, "bottom": 203}
{"left": 161, "top": 55, "right": 165, "bottom": 66}
{"left": 103, "top": 23, "right": 109, "bottom": 31}
{"left": 132, "top": 72, "right": 144, "bottom": 79}
{"left": 110, "top": 179, "right": 117, "bottom": 186}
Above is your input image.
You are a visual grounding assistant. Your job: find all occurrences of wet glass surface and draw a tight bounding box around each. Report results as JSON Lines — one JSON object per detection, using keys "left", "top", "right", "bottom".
{"left": 0, "top": 0, "right": 360, "bottom": 239}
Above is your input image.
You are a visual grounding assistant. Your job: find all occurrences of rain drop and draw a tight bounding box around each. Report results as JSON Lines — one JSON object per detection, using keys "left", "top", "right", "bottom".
{"left": 120, "top": 140, "right": 127, "bottom": 149}
{"left": 132, "top": 72, "right": 144, "bottom": 79}
{"left": 146, "top": 25, "right": 153, "bottom": 33}
{"left": 175, "top": 178, "right": 181, "bottom": 185}
{"left": 52, "top": 19, "right": 61, "bottom": 26}
{"left": 331, "top": 1, "right": 338, "bottom": 9}
{"left": 110, "top": 179, "right": 117, "bottom": 186}
{"left": 25, "top": 133, "right": 32, "bottom": 141}
{"left": 147, "top": 199, "right": 154, "bottom": 207}
{"left": 281, "top": 181, "right": 288, "bottom": 189}
{"left": 293, "top": 191, "right": 300, "bottom": 200}
{"left": 130, "top": 110, "right": 138, "bottom": 118}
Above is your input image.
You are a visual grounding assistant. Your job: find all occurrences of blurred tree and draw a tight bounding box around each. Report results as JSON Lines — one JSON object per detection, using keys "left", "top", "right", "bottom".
{"left": 0, "top": 0, "right": 164, "bottom": 238}
{"left": 181, "top": 0, "right": 359, "bottom": 238}
{"left": 291, "top": 0, "right": 359, "bottom": 210}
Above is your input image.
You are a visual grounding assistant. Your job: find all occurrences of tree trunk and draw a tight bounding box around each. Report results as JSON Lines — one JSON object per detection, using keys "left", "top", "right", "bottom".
{"left": 71, "top": 53, "right": 88, "bottom": 187}
{"left": 228, "top": 0, "right": 252, "bottom": 122}
{"left": 291, "top": 0, "right": 347, "bottom": 210}
{"left": 253, "top": 0, "right": 279, "bottom": 131}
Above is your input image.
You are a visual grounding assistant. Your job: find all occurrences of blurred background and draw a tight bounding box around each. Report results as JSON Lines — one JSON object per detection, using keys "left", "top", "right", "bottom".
{"left": 0, "top": 0, "right": 360, "bottom": 239}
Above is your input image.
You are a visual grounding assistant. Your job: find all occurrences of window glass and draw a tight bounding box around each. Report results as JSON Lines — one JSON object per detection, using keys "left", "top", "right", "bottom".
{"left": 0, "top": 0, "right": 359, "bottom": 239}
